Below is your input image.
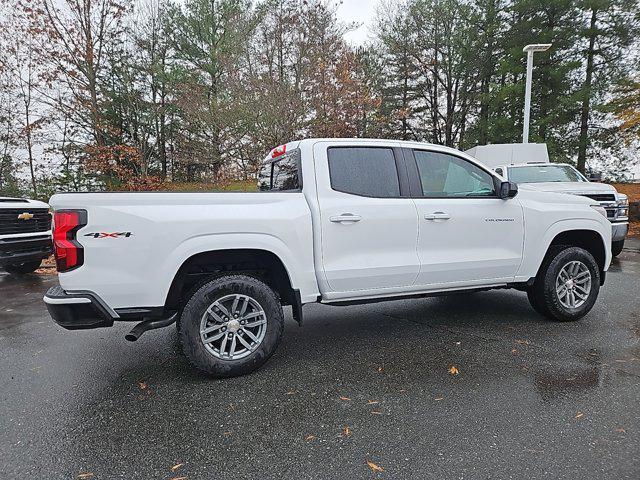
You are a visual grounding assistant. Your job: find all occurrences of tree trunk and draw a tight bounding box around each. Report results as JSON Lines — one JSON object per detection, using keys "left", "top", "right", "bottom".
{"left": 24, "top": 93, "right": 37, "bottom": 197}
{"left": 577, "top": 7, "right": 598, "bottom": 174}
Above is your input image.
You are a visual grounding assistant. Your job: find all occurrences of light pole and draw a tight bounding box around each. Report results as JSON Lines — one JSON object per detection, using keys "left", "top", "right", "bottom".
{"left": 522, "top": 43, "right": 552, "bottom": 143}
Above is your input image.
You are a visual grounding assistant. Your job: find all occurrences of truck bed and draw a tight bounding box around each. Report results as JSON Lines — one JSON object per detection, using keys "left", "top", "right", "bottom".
{"left": 49, "top": 192, "right": 318, "bottom": 309}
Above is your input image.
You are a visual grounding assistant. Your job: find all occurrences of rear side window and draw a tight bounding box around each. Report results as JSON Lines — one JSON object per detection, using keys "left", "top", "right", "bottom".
{"left": 328, "top": 147, "right": 399, "bottom": 197}
{"left": 414, "top": 150, "right": 496, "bottom": 198}
{"left": 258, "top": 149, "right": 302, "bottom": 191}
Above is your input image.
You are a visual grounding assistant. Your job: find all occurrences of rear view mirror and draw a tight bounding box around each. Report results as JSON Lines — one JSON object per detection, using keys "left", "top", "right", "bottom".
{"left": 499, "top": 181, "right": 518, "bottom": 200}
{"left": 587, "top": 171, "right": 602, "bottom": 182}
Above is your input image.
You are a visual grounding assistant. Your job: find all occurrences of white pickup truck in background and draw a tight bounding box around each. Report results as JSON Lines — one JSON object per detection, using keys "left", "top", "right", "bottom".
{"left": 44, "top": 139, "right": 612, "bottom": 377}
{"left": 1, "top": 197, "right": 52, "bottom": 274}
{"left": 466, "top": 143, "right": 629, "bottom": 256}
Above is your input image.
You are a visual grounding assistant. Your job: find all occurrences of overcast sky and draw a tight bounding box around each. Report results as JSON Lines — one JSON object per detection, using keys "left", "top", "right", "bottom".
{"left": 337, "top": 0, "right": 380, "bottom": 46}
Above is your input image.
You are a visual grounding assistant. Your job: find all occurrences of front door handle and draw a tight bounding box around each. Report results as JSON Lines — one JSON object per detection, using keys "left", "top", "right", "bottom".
{"left": 330, "top": 213, "right": 362, "bottom": 223}
{"left": 425, "top": 212, "right": 451, "bottom": 221}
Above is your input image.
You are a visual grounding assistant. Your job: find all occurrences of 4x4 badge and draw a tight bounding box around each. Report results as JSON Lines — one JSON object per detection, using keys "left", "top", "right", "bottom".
{"left": 84, "top": 232, "right": 133, "bottom": 238}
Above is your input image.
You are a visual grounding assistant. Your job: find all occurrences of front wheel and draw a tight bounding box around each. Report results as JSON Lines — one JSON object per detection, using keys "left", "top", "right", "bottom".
{"left": 178, "top": 274, "right": 284, "bottom": 378}
{"left": 528, "top": 246, "right": 600, "bottom": 322}
{"left": 611, "top": 240, "right": 625, "bottom": 257}
{"left": 4, "top": 260, "right": 41, "bottom": 275}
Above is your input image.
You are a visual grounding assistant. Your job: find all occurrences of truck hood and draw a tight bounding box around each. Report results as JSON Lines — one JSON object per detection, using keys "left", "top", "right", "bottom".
{"left": 517, "top": 185, "right": 596, "bottom": 206}
{"left": 0, "top": 196, "right": 50, "bottom": 209}
{"left": 517, "top": 181, "right": 617, "bottom": 196}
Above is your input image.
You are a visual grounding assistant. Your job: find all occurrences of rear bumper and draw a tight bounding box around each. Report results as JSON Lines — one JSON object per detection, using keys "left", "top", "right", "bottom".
{"left": 44, "top": 286, "right": 118, "bottom": 330}
{"left": 0, "top": 235, "right": 52, "bottom": 267}
{"left": 611, "top": 222, "right": 628, "bottom": 242}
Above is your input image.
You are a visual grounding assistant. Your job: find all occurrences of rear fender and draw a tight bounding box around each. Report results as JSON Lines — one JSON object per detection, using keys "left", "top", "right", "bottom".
{"left": 159, "top": 233, "right": 319, "bottom": 305}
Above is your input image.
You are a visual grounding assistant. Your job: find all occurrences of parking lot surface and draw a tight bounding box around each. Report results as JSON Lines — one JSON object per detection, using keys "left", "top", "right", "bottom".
{"left": 1, "top": 249, "right": 639, "bottom": 479}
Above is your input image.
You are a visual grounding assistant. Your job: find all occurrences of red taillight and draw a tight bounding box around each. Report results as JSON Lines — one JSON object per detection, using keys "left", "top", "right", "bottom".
{"left": 53, "top": 210, "right": 87, "bottom": 272}
{"left": 271, "top": 144, "right": 287, "bottom": 158}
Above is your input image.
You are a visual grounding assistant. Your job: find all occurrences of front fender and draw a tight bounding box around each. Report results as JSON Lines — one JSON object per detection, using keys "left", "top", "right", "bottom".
{"left": 516, "top": 218, "right": 611, "bottom": 281}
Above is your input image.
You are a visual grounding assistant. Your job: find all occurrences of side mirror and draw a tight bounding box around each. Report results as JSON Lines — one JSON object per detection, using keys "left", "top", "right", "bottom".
{"left": 499, "top": 181, "right": 518, "bottom": 200}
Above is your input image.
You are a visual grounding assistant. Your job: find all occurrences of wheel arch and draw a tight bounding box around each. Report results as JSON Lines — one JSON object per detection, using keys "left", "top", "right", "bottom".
{"left": 547, "top": 229, "right": 606, "bottom": 273}
{"left": 532, "top": 226, "right": 609, "bottom": 286}
{"left": 164, "top": 247, "right": 307, "bottom": 324}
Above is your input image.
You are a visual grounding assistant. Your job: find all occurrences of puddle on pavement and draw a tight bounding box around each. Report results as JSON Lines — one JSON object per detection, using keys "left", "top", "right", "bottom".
{"left": 534, "top": 365, "right": 602, "bottom": 401}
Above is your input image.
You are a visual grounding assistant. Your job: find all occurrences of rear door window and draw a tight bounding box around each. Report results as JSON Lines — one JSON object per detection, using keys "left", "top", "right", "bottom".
{"left": 327, "top": 147, "right": 400, "bottom": 197}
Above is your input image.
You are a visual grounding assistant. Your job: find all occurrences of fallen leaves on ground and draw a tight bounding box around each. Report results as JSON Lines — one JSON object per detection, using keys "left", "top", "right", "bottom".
{"left": 286, "top": 389, "right": 297, "bottom": 395}
{"left": 339, "top": 396, "right": 351, "bottom": 401}
{"left": 138, "top": 382, "right": 147, "bottom": 390}
{"left": 371, "top": 410, "right": 383, "bottom": 415}
{"left": 170, "top": 463, "right": 184, "bottom": 472}
{"left": 515, "top": 339, "right": 530, "bottom": 345}
{"left": 377, "top": 366, "right": 384, "bottom": 373}
{"left": 342, "top": 426, "right": 352, "bottom": 437}
{"left": 77, "top": 474, "right": 94, "bottom": 479}
{"left": 35, "top": 255, "right": 57, "bottom": 276}
{"left": 448, "top": 366, "right": 459, "bottom": 375}
{"left": 366, "top": 460, "right": 384, "bottom": 473}
{"left": 304, "top": 434, "right": 316, "bottom": 441}
{"left": 615, "top": 427, "right": 626, "bottom": 433}
{"left": 434, "top": 396, "right": 444, "bottom": 401}
{"left": 367, "top": 400, "right": 379, "bottom": 405}
{"left": 575, "top": 412, "right": 584, "bottom": 419}
{"left": 170, "top": 477, "right": 187, "bottom": 480}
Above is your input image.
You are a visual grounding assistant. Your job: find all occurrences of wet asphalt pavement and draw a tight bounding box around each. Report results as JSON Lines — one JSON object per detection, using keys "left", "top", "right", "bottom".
{"left": 1, "top": 250, "right": 639, "bottom": 479}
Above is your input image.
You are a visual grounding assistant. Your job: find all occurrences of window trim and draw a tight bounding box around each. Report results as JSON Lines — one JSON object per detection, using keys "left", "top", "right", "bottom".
{"left": 327, "top": 146, "right": 410, "bottom": 199}
{"left": 404, "top": 148, "right": 501, "bottom": 199}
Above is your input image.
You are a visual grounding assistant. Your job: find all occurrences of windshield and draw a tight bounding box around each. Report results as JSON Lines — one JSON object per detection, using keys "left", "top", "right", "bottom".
{"left": 507, "top": 165, "right": 587, "bottom": 183}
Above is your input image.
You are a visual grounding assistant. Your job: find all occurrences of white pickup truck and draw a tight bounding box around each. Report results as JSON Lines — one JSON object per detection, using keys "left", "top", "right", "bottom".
{"left": 1, "top": 196, "right": 52, "bottom": 274}
{"left": 466, "top": 143, "right": 629, "bottom": 256}
{"left": 44, "top": 139, "right": 612, "bottom": 377}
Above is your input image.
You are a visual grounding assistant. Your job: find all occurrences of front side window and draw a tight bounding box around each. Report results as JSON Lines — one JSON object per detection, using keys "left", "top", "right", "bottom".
{"left": 414, "top": 150, "right": 496, "bottom": 197}
{"left": 328, "top": 147, "right": 400, "bottom": 197}
{"left": 258, "top": 149, "right": 301, "bottom": 191}
{"left": 507, "top": 165, "right": 587, "bottom": 184}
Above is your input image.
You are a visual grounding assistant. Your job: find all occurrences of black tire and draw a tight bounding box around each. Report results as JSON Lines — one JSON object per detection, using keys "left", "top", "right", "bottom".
{"left": 611, "top": 240, "right": 625, "bottom": 257}
{"left": 526, "top": 287, "right": 550, "bottom": 317}
{"left": 4, "top": 260, "right": 41, "bottom": 275}
{"left": 528, "top": 246, "right": 600, "bottom": 322}
{"left": 178, "top": 274, "right": 284, "bottom": 378}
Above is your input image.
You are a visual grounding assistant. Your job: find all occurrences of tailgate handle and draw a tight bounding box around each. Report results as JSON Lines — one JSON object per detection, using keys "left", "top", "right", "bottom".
{"left": 330, "top": 213, "right": 362, "bottom": 223}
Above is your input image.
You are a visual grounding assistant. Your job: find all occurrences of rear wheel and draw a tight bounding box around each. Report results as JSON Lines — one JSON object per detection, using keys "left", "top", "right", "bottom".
{"left": 611, "top": 240, "right": 625, "bottom": 257}
{"left": 178, "top": 274, "right": 284, "bottom": 377}
{"left": 4, "top": 260, "right": 41, "bottom": 275}
{"left": 527, "top": 246, "right": 600, "bottom": 322}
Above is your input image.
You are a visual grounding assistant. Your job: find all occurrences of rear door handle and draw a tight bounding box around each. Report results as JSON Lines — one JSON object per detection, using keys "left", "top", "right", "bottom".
{"left": 425, "top": 212, "right": 451, "bottom": 221}
{"left": 329, "top": 213, "right": 362, "bottom": 223}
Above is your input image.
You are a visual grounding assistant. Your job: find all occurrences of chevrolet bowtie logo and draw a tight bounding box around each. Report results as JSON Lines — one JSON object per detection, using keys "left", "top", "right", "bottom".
{"left": 17, "top": 212, "right": 34, "bottom": 221}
